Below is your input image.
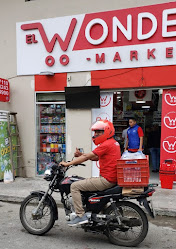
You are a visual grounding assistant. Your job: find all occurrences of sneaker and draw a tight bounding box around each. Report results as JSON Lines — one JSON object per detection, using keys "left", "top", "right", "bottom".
{"left": 67, "top": 214, "right": 88, "bottom": 227}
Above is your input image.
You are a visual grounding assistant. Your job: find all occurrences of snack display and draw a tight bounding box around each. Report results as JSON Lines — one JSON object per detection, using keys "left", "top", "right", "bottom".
{"left": 37, "top": 104, "right": 66, "bottom": 175}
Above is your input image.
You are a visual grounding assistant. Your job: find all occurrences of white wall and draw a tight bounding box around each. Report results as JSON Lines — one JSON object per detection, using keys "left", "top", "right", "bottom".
{"left": 65, "top": 72, "right": 92, "bottom": 177}
{"left": 0, "top": 0, "right": 174, "bottom": 177}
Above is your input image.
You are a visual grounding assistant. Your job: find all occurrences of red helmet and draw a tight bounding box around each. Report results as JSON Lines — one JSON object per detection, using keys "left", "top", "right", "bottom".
{"left": 91, "top": 119, "right": 115, "bottom": 145}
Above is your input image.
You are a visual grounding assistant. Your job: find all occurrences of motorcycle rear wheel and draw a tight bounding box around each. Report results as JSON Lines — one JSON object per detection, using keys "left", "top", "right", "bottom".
{"left": 105, "top": 201, "right": 148, "bottom": 247}
{"left": 20, "top": 194, "right": 55, "bottom": 235}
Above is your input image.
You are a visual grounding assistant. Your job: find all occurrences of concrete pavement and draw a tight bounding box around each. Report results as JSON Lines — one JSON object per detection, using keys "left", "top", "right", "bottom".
{"left": 0, "top": 174, "right": 176, "bottom": 216}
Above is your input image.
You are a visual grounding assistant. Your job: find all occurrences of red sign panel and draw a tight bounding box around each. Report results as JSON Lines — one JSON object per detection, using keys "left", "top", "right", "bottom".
{"left": 161, "top": 89, "right": 176, "bottom": 164}
{"left": 0, "top": 78, "right": 10, "bottom": 102}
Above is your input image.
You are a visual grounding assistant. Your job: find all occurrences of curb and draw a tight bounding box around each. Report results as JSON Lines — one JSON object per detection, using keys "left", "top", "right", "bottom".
{"left": 154, "top": 208, "right": 176, "bottom": 217}
{"left": 0, "top": 195, "right": 176, "bottom": 217}
{"left": 0, "top": 195, "right": 63, "bottom": 207}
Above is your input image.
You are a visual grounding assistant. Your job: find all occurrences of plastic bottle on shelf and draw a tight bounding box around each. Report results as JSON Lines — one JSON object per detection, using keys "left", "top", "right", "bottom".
{"left": 54, "top": 144, "right": 58, "bottom": 153}
{"left": 42, "top": 143, "right": 47, "bottom": 152}
{"left": 50, "top": 143, "right": 55, "bottom": 152}
{"left": 62, "top": 144, "right": 66, "bottom": 153}
{"left": 46, "top": 145, "right": 50, "bottom": 153}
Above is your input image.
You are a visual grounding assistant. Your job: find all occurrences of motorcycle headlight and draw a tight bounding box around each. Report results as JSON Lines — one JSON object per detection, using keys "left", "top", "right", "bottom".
{"left": 43, "top": 169, "right": 53, "bottom": 181}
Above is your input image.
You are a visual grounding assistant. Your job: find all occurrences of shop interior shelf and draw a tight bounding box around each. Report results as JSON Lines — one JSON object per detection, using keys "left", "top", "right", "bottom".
{"left": 40, "top": 122, "right": 65, "bottom": 124}
{"left": 113, "top": 118, "right": 128, "bottom": 120}
{"left": 40, "top": 132, "right": 65, "bottom": 134}
{"left": 42, "top": 142, "right": 65, "bottom": 144}
{"left": 114, "top": 124, "right": 127, "bottom": 126}
{"left": 40, "top": 152, "right": 63, "bottom": 154}
{"left": 41, "top": 112, "right": 65, "bottom": 115}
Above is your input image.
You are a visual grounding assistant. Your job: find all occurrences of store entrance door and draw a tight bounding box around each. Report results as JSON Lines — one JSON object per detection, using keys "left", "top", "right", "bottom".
{"left": 113, "top": 89, "right": 162, "bottom": 179}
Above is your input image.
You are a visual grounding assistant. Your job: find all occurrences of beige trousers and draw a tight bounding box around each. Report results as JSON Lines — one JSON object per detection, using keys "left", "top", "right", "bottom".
{"left": 71, "top": 176, "right": 115, "bottom": 217}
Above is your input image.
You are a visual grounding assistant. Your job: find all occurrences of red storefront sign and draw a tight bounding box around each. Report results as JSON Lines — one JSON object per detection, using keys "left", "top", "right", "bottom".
{"left": 0, "top": 78, "right": 10, "bottom": 102}
{"left": 161, "top": 89, "right": 176, "bottom": 164}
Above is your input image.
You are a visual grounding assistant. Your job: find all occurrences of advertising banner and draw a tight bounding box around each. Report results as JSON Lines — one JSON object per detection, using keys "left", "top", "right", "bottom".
{"left": 0, "top": 78, "right": 10, "bottom": 102}
{"left": 91, "top": 92, "right": 113, "bottom": 177}
{"left": 160, "top": 89, "right": 176, "bottom": 164}
{"left": 0, "top": 114, "right": 17, "bottom": 180}
{"left": 16, "top": 2, "right": 176, "bottom": 75}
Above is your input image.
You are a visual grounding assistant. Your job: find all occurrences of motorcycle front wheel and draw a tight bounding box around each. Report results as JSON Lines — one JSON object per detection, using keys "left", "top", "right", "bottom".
{"left": 20, "top": 194, "right": 55, "bottom": 235}
{"left": 105, "top": 201, "right": 148, "bottom": 247}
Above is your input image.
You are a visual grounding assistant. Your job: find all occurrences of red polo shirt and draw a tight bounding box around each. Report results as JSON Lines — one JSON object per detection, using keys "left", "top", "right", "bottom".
{"left": 93, "top": 138, "right": 121, "bottom": 183}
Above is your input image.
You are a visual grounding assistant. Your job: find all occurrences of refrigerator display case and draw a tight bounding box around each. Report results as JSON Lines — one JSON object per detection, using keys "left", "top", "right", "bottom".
{"left": 36, "top": 103, "right": 66, "bottom": 175}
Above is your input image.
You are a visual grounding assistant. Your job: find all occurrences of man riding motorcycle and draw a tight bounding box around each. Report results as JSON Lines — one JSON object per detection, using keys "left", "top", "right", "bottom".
{"left": 59, "top": 119, "right": 121, "bottom": 226}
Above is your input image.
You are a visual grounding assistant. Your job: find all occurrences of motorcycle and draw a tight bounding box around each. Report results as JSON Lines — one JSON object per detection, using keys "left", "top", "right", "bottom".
{"left": 20, "top": 162, "right": 157, "bottom": 247}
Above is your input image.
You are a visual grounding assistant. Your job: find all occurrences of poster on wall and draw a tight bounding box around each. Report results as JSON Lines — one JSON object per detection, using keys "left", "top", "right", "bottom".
{"left": 0, "top": 117, "right": 17, "bottom": 180}
{"left": 91, "top": 92, "right": 113, "bottom": 177}
{"left": 160, "top": 89, "right": 176, "bottom": 165}
{"left": 0, "top": 78, "right": 10, "bottom": 102}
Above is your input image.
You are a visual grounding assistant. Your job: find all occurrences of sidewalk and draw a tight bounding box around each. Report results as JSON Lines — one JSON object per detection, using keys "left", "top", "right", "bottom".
{"left": 0, "top": 176, "right": 176, "bottom": 217}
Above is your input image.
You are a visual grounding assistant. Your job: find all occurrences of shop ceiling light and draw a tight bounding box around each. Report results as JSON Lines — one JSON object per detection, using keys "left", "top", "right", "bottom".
{"left": 136, "top": 100, "right": 146, "bottom": 103}
{"left": 158, "top": 89, "right": 163, "bottom": 95}
{"left": 39, "top": 71, "right": 55, "bottom": 76}
{"left": 142, "top": 105, "right": 150, "bottom": 108}
{"left": 117, "top": 92, "right": 121, "bottom": 94}
{"left": 117, "top": 96, "right": 121, "bottom": 99}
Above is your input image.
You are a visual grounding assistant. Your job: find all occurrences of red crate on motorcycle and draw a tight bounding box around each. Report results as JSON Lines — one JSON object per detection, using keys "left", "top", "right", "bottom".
{"left": 117, "top": 156, "right": 149, "bottom": 187}
{"left": 159, "top": 159, "right": 176, "bottom": 189}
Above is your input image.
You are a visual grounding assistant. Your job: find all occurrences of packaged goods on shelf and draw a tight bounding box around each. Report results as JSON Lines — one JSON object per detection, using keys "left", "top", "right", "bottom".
{"left": 53, "top": 116, "right": 60, "bottom": 123}
{"left": 60, "top": 116, "right": 65, "bottom": 123}
{"left": 46, "top": 135, "right": 52, "bottom": 143}
{"left": 56, "top": 105, "right": 62, "bottom": 113}
{"left": 40, "top": 125, "right": 50, "bottom": 133}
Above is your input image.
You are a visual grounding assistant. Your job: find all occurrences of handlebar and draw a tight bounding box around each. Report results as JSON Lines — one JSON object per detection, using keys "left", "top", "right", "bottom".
{"left": 52, "top": 163, "right": 86, "bottom": 170}
{"left": 74, "top": 163, "right": 86, "bottom": 167}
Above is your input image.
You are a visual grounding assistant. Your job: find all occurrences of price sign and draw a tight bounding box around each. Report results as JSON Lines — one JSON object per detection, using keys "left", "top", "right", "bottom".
{"left": 0, "top": 78, "right": 10, "bottom": 102}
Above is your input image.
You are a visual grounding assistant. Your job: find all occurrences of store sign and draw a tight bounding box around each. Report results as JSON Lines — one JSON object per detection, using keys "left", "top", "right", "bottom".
{"left": 0, "top": 78, "right": 10, "bottom": 102}
{"left": 164, "top": 112, "right": 176, "bottom": 129}
{"left": 92, "top": 92, "right": 113, "bottom": 177}
{"left": 161, "top": 89, "right": 176, "bottom": 163}
{"left": 164, "top": 92, "right": 176, "bottom": 106}
{"left": 16, "top": 2, "right": 176, "bottom": 75}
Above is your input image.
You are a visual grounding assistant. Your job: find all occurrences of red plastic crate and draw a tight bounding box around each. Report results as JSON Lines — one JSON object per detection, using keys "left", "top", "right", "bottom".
{"left": 117, "top": 156, "right": 149, "bottom": 187}
{"left": 160, "top": 159, "right": 176, "bottom": 183}
{"left": 160, "top": 173, "right": 174, "bottom": 189}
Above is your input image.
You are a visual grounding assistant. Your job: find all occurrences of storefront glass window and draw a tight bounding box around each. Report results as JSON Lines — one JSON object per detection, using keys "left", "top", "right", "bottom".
{"left": 36, "top": 93, "right": 66, "bottom": 175}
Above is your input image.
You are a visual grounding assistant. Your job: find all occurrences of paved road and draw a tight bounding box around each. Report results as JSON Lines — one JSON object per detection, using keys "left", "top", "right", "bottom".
{"left": 0, "top": 201, "right": 175, "bottom": 249}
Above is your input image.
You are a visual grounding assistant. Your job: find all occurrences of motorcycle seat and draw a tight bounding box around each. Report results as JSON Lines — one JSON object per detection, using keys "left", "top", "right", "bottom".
{"left": 83, "top": 185, "right": 122, "bottom": 197}
{"left": 96, "top": 185, "right": 122, "bottom": 195}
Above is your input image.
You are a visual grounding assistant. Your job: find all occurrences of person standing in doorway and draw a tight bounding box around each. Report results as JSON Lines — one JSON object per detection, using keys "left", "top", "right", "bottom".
{"left": 122, "top": 126, "right": 129, "bottom": 150}
{"left": 125, "top": 117, "right": 144, "bottom": 152}
{"left": 147, "top": 124, "right": 161, "bottom": 172}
